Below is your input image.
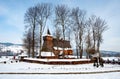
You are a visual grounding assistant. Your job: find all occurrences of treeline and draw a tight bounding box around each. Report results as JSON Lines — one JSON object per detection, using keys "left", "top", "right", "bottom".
{"left": 23, "top": 3, "right": 108, "bottom": 58}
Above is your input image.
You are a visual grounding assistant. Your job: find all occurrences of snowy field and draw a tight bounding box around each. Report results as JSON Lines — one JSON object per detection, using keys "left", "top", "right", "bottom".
{"left": 0, "top": 57, "right": 120, "bottom": 79}
{"left": 0, "top": 72, "right": 120, "bottom": 79}
{"left": 0, "top": 62, "right": 120, "bottom": 74}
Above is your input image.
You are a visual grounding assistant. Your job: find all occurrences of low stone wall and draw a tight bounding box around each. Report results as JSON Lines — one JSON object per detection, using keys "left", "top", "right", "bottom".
{"left": 21, "top": 58, "right": 93, "bottom": 65}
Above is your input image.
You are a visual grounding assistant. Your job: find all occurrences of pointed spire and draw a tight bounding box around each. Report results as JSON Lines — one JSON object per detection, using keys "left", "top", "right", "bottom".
{"left": 47, "top": 28, "right": 51, "bottom": 35}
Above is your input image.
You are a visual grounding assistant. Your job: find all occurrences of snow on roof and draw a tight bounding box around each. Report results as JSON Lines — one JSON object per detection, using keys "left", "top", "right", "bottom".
{"left": 44, "top": 34, "right": 53, "bottom": 37}
{"left": 65, "top": 55, "right": 77, "bottom": 58}
{"left": 54, "top": 47, "right": 62, "bottom": 50}
{"left": 53, "top": 47, "right": 72, "bottom": 50}
{"left": 41, "top": 52, "right": 55, "bottom": 57}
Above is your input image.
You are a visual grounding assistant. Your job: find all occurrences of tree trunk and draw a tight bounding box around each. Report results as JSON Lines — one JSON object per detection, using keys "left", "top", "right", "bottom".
{"left": 93, "top": 30, "right": 96, "bottom": 49}
{"left": 79, "top": 44, "right": 83, "bottom": 59}
{"left": 28, "top": 45, "right": 31, "bottom": 57}
{"left": 39, "top": 31, "right": 42, "bottom": 58}
{"left": 62, "top": 25, "right": 65, "bottom": 59}
{"left": 76, "top": 46, "right": 79, "bottom": 59}
{"left": 97, "top": 39, "right": 101, "bottom": 57}
{"left": 32, "top": 27, "right": 35, "bottom": 58}
{"left": 79, "top": 32, "right": 83, "bottom": 59}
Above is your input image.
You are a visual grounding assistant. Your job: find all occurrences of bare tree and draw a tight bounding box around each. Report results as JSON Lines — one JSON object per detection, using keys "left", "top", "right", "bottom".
{"left": 23, "top": 28, "right": 32, "bottom": 57}
{"left": 54, "top": 4, "right": 70, "bottom": 58}
{"left": 71, "top": 7, "right": 86, "bottom": 58}
{"left": 66, "top": 26, "right": 71, "bottom": 41}
{"left": 53, "top": 25, "right": 62, "bottom": 39}
{"left": 36, "top": 3, "right": 52, "bottom": 58}
{"left": 89, "top": 15, "right": 97, "bottom": 50}
{"left": 24, "top": 6, "right": 37, "bottom": 58}
{"left": 88, "top": 15, "right": 108, "bottom": 56}
{"left": 95, "top": 17, "right": 108, "bottom": 54}
{"left": 85, "top": 20, "right": 93, "bottom": 58}
{"left": 73, "top": 28, "right": 79, "bottom": 59}
{"left": 53, "top": 25, "right": 62, "bottom": 57}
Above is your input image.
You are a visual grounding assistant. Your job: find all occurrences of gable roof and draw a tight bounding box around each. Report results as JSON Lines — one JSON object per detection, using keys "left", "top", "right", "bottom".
{"left": 53, "top": 38, "right": 71, "bottom": 48}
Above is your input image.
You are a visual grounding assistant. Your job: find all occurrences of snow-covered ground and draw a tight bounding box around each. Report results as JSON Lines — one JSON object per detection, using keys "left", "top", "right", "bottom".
{"left": 0, "top": 62, "right": 120, "bottom": 73}
{"left": 0, "top": 72, "right": 120, "bottom": 79}
{"left": 102, "top": 57, "right": 120, "bottom": 61}
{"left": 0, "top": 57, "right": 120, "bottom": 73}
{"left": 0, "top": 56, "right": 120, "bottom": 79}
{"left": 24, "top": 57, "right": 91, "bottom": 62}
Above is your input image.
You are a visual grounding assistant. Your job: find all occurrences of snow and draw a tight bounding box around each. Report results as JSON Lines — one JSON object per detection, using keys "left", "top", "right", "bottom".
{"left": 0, "top": 58, "right": 120, "bottom": 73}
{"left": 91, "top": 53, "right": 99, "bottom": 57}
{"left": 24, "top": 58, "right": 91, "bottom": 62}
{"left": 53, "top": 47, "right": 72, "bottom": 50}
{"left": 0, "top": 56, "right": 120, "bottom": 79}
{"left": 0, "top": 62, "right": 120, "bottom": 75}
{"left": 41, "top": 52, "right": 55, "bottom": 56}
{"left": 0, "top": 56, "right": 13, "bottom": 62}
{"left": 44, "top": 34, "right": 53, "bottom": 37}
{"left": 102, "top": 57, "right": 120, "bottom": 61}
{"left": 0, "top": 72, "right": 120, "bottom": 79}
{"left": 64, "top": 55, "right": 79, "bottom": 58}
{"left": 1, "top": 45, "right": 24, "bottom": 53}
{"left": 18, "top": 52, "right": 28, "bottom": 57}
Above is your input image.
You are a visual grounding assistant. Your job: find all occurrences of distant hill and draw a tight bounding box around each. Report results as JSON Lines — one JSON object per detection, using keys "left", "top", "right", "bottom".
{"left": 0, "top": 42, "right": 14, "bottom": 46}
{"left": 0, "top": 42, "right": 23, "bottom": 46}
{"left": 101, "top": 50, "right": 120, "bottom": 57}
{"left": 73, "top": 49, "right": 120, "bottom": 57}
{"left": 0, "top": 42, "right": 23, "bottom": 56}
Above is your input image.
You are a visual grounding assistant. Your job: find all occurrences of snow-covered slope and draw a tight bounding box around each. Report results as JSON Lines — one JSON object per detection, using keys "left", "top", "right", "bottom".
{"left": 0, "top": 42, "right": 24, "bottom": 55}
{"left": 1, "top": 45, "right": 23, "bottom": 53}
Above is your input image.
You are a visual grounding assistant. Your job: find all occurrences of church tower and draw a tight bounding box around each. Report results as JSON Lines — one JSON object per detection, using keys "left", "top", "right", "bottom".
{"left": 42, "top": 29, "right": 53, "bottom": 52}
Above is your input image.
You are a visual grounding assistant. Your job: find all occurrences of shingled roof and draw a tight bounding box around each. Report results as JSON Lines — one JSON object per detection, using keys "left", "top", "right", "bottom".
{"left": 53, "top": 38, "right": 71, "bottom": 48}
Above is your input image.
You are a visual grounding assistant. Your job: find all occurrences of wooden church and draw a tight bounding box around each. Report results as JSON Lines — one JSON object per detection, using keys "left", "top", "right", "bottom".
{"left": 41, "top": 29, "right": 73, "bottom": 59}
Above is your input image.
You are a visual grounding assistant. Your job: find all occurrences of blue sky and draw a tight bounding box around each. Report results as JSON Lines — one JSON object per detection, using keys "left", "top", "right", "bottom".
{"left": 0, "top": 0, "right": 120, "bottom": 52}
